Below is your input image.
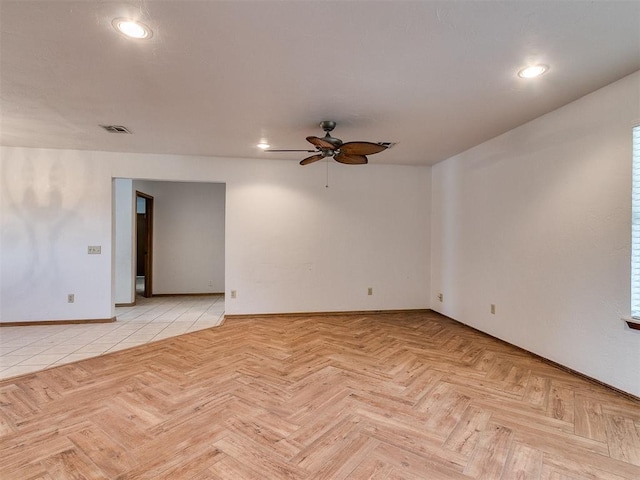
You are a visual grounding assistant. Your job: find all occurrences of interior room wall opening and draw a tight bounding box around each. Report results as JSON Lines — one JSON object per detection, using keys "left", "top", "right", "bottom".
{"left": 113, "top": 179, "right": 226, "bottom": 305}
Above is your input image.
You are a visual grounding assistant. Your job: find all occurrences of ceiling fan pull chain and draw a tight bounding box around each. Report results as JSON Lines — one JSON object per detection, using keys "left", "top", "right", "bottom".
{"left": 326, "top": 157, "right": 329, "bottom": 188}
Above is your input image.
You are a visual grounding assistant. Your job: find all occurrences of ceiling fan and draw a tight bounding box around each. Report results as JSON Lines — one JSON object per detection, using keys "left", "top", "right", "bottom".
{"left": 265, "top": 121, "right": 389, "bottom": 165}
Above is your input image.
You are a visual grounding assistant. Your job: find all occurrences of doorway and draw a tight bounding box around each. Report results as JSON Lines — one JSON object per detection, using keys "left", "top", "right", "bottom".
{"left": 136, "top": 191, "right": 153, "bottom": 298}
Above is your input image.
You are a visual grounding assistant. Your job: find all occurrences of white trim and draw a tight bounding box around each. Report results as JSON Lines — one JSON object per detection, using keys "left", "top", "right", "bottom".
{"left": 631, "top": 125, "right": 640, "bottom": 317}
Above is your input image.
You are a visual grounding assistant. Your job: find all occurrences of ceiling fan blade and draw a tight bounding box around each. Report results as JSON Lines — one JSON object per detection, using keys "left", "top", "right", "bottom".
{"left": 334, "top": 153, "right": 368, "bottom": 165}
{"left": 339, "top": 142, "right": 387, "bottom": 156}
{"left": 300, "top": 154, "right": 325, "bottom": 165}
{"left": 306, "top": 136, "right": 334, "bottom": 149}
{"left": 265, "top": 149, "right": 317, "bottom": 152}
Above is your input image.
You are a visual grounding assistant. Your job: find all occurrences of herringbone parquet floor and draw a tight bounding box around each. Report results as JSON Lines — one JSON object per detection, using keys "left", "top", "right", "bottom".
{"left": 1, "top": 311, "right": 639, "bottom": 479}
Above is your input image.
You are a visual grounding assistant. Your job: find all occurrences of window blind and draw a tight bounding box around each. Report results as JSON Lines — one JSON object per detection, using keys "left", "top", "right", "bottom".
{"left": 632, "top": 125, "right": 640, "bottom": 318}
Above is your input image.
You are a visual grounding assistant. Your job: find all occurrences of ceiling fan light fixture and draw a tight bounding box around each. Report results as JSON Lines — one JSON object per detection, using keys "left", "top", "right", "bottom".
{"left": 112, "top": 18, "right": 153, "bottom": 39}
{"left": 517, "top": 64, "right": 549, "bottom": 79}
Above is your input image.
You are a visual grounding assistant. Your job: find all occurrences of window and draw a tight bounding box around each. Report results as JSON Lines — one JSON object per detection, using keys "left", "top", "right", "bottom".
{"left": 632, "top": 125, "right": 640, "bottom": 318}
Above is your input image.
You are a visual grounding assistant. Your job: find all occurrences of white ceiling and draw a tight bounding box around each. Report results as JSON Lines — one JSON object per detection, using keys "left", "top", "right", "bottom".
{"left": 1, "top": 1, "right": 638, "bottom": 166}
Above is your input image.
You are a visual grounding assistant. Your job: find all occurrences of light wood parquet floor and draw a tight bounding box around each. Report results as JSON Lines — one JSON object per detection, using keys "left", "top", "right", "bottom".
{"left": 0, "top": 310, "right": 639, "bottom": 479}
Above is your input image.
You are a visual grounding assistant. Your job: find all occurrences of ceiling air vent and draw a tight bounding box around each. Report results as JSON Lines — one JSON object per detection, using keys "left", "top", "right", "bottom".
{"left": 100, "top": 125, "right": 132, "bottom": 134}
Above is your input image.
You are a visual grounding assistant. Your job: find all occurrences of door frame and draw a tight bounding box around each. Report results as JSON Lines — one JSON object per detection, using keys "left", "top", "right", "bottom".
{"left": 135, "top": 191, "right": 154, "bottom": 298}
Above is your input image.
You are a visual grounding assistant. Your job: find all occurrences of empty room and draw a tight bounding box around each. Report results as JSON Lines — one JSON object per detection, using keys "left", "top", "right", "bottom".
{"left": 0, "top": 1, "right": 639, "bottom": 479}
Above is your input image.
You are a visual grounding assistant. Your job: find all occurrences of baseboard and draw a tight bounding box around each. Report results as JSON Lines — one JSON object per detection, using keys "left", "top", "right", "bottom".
{"left": 115, "top": 301, "right": 136, "bottom": 307}
{"left": 433, "top": 310, "right": 640, "bottom": 403}
{"left": 0, "top": 317, "right": 117, "bottom": 327}
{"left": 224, "top": 308, "right": 431, "bottom": 320}
{"left": 152, "top": 292, "right": 224, "bottom": 297}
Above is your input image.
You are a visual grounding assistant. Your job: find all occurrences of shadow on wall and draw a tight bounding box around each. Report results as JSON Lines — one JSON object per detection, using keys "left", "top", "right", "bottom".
{"left": 1, "top": 150, "right": 89, "bottom": 302}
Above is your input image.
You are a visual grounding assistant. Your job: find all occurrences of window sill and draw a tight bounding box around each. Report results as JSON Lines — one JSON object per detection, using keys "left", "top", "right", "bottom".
{"left": 622, "top": 317, "right": 640, "bottom": 330}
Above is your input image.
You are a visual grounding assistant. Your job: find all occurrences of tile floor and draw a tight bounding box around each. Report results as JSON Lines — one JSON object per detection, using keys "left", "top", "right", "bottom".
{"left": 0, "top": 294, "right": 225, "bottom": 380}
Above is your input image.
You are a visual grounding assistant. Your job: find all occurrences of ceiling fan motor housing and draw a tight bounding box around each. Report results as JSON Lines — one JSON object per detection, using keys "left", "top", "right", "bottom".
{"left": 320, "top": 120, "right": 342, "bottom": 147}
{"left": 322, "top": 135, "right": 342, "bottom": 148}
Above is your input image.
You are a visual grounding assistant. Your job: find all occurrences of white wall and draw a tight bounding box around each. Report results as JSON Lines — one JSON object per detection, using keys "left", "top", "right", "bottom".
{"left": 431, "top": 71, "right": 640, "bottom": 397}
{"left": 226, "top": 164, "right": 431, "bottom": 314}
{"left": 114, "top": 178, "right": 134, "bottom": 304}
{"left": 133, "top": 180, "right": 226, "bottom": 294}
{"left": 0, "top": 148, "right": 113, "bottom": 321}
{"left": 0, "top": 148, "right": 431, "bottom": 322}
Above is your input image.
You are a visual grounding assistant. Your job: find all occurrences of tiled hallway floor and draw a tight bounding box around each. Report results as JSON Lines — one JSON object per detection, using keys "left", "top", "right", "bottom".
{"left": 0, "top": 294, "right": 225, "bottom": 380}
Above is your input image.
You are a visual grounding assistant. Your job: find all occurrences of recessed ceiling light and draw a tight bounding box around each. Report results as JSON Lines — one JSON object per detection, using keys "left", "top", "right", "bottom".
{"left": 112, "top": 18, "right": 153, "bottom": 39}
{"left": 257, "top": 143, "right": 270, "bottom": 150}
{"left": 518, "top": 64, "right": 549, "bottom": 79}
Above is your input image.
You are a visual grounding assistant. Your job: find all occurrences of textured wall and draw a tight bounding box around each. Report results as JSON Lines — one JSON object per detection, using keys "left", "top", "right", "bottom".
{"left": 0, "top": 148, "right": 431, "bottom": 321}
{"left": 0, "top": 148, "right": 113, "bottom": 321}
{"left": 431, "top": 72, "right": 640, "bottom": 396}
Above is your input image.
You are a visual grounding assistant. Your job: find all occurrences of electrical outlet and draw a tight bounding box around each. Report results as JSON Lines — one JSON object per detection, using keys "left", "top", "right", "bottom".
{"left": 230, "top": 290, "right": 237, "bottom": 299}
{"left": 67, "top": 294, "right": 75, "bottom": 303}
{"left": 437, "top": 293, "right": 443, "bottom": 302}
{"left": 367, "top": 287, "right": 373, "bottom": 296}
{"left": 491, "top": 304, "right": 496, "bottom": 314}
{"left": 88, "top": 246, "right": 101, "bottom": 254}
{"left": 208, "top": 280, "right": 213, "bottom": 287}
